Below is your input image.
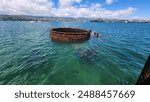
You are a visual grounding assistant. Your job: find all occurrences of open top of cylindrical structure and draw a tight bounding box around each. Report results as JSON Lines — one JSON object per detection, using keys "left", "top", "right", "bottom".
{"left": 50, "top": 28, "right": 91, "bottom": 42}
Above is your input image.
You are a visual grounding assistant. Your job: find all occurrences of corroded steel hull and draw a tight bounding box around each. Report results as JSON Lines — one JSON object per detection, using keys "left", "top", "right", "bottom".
{"left": 50, "top": 28, "right": 91, "bottom": 42}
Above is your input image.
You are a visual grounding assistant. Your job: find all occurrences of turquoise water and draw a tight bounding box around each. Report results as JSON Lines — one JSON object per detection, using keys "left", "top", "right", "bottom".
{"left": 0, "top": 21, "right": 150, "bottom": 85}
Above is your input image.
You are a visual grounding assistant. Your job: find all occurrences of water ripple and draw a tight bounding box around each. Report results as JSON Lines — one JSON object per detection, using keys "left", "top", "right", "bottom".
{"left": 0, "top": 21, "right": 150, "bottom": 84}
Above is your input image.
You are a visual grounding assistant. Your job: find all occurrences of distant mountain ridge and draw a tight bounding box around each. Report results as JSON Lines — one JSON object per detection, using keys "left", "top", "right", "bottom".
{"left": 0, "top": 14, "right": 89, "bottom": 22}
{"left": 0, "top": 14, "right": 150, "bottom": 23}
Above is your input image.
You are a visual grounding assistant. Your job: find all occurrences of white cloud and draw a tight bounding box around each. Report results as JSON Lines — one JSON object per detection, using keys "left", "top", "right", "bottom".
{"left": 101, "top": 7, "right": 136, "bottom": 18}
{"left": 106, "top": 0, "right": 116, "bottom": 5}
{"left": 0, "top": 0, "right": 136, "bottom": 18}
{"left": 0, "top": 0, "right": 53, "bottom": 16}
{"left": 59, "top": 0, "right": 81, "bottom": 7}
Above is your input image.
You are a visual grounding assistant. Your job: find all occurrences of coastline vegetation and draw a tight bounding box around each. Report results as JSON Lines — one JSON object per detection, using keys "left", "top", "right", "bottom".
{"left": 0, "top": 14, "right": 150, "bottom": 23}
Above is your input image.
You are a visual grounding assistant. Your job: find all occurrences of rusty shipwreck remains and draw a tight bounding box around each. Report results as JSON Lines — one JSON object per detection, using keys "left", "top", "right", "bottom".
{"left": 50, "top": 28, "right": 91, "bottom": 42}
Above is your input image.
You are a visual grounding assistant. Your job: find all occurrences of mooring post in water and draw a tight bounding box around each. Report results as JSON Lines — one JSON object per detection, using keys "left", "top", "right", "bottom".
{"left": 136, "top": 55, "right": 150, "bottom": 85}
{"left": 96, "top": 33, "right": 99, "bottom": 37}
{"left": 93, "top": 32, "right": 99, "bottom": 37}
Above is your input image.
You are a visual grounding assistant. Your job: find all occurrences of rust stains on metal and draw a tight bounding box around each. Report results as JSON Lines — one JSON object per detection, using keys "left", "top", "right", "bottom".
{"left": 50, "top": 28, "right": 91, "bottom": 42}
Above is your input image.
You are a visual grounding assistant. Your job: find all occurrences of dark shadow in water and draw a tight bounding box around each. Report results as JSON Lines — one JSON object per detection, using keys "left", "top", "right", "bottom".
{"left": 74, "top": 48, "right": 98, "bottom": 64}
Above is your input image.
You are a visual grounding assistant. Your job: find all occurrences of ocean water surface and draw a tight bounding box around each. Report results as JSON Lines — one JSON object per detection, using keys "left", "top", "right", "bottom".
{"left": 0, "top": 21, "right": 150, "bottom": 85}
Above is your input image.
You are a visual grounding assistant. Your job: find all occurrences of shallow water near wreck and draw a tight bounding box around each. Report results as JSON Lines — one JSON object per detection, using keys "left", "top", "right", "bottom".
{"left": 0, "top": 21, "right": 150, "bottom": 85}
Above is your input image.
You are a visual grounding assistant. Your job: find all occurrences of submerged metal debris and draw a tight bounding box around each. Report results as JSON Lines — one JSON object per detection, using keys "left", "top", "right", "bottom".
{"left": 75, "top": 48, "right": 98, "bottom": 63}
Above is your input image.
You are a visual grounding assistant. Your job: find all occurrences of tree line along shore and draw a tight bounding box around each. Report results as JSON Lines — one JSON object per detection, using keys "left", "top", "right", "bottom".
{"left": 0, "top": 15, "right": 150, "bottom": 23}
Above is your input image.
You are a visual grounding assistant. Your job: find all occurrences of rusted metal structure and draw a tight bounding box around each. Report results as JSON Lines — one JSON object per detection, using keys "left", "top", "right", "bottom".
{"left": 136, "top": 55, "right": 150, "bottom": 85}
{"left": 50, "top": 28, "right": 91, "bottom": 42}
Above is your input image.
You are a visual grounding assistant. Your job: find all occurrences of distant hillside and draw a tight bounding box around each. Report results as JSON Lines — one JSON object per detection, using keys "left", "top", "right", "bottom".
{"left": 0, "top": 15, "right": 51, "bottom": 21}
{"left": 0, "top": 15, "right": 89, "bottom": 22}
{"left": 0, "top": 15, "right": 149, "bottom": 23}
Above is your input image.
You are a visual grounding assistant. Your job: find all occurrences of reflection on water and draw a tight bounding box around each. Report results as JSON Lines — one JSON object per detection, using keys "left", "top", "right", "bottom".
{"left": 0, "top": 21, "right": 150, "bottom": 85}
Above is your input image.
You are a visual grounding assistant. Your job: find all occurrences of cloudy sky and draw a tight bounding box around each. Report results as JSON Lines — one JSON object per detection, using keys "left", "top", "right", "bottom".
{"left": 0, "top": 0, "right": 149, "bottom": 19}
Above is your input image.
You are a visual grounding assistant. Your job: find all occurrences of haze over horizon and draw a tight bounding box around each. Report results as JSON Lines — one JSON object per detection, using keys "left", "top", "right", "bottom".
{"left": 0, "top": 0, "right": 149, "bottom": 19}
